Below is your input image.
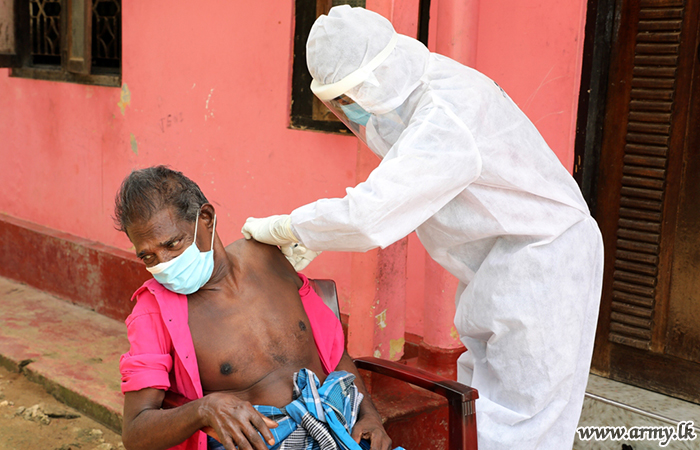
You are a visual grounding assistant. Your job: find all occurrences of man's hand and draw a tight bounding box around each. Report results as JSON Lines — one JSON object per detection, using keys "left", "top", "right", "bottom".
{"left": 199, "top": 392, "right": 278, "bottom": 450}
{"left": 352, "top": 411, "right": 392, "bottom": 450}
{"left": 334, "top": 352, "right": 392, "bottom": 450}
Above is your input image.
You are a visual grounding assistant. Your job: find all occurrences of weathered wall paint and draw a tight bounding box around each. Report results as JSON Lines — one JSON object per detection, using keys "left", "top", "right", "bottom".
{"left": 0, "top": 0, "right": 588, "bottom": 350}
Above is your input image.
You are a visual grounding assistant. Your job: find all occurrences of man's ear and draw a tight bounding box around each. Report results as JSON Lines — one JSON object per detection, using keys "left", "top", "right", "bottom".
{"left": 199, "top": 203, "right": 216, "bottom": 230}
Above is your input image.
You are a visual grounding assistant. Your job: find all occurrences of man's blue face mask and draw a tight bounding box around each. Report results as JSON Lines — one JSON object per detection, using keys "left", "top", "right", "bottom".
{"left": 146, "top": 212, "right": 217, "bottom": 295}
{"left": 339, "top": 102, "right": 371, "bottom": 126}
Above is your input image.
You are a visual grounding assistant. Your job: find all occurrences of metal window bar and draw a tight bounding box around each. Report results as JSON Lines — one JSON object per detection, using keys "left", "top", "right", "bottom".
{"left": 92, "top": 0, "right": 120, "bottom": 68}
{"left": 30, "top": 0, "right": 61, "bottom": 65}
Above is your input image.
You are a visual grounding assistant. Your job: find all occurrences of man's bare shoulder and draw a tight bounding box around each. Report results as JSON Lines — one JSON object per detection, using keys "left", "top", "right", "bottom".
{"left": 225, "top": 237, "right": 276, "bottom": 256}
{"left": 225, "top": 238, "right": 301, "bottom": 287}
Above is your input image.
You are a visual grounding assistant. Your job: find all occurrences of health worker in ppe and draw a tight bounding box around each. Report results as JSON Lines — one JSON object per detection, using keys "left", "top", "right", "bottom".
{"left": 242, "top": 6, "right": 604, "bottom": 450}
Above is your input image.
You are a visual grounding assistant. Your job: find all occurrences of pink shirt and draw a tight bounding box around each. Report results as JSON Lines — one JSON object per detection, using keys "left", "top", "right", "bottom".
{"left": 119, "top": 273, "right": 345, "bottom": 450}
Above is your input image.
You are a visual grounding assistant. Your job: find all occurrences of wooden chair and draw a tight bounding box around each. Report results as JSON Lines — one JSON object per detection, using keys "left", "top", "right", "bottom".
{"left": 308, "top": 279, "right": 478, "bottom": 450}
{"left": 164, "top": 279, "right": 479, "bottom": 450}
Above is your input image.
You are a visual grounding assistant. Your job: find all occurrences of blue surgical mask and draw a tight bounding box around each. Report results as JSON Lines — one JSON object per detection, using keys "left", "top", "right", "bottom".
{"left": 147, "top": 213, "right": 217, "bottom": 295}
{"left": 339, "top": 102, "right": 371, "bottom": 126}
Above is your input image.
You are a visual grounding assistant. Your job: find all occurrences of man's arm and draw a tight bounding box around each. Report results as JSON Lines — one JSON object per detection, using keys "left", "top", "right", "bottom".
{"left": 121, "top": 387, "right": 277, "bottom": 450}
{"left": 335, "top": 352, "right": 392, "bottom": 450}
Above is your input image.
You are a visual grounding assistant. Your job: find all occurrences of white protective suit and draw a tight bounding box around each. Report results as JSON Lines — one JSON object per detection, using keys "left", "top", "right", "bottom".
{"left": 287, "top": 6, "right": 604, "bottom": 449}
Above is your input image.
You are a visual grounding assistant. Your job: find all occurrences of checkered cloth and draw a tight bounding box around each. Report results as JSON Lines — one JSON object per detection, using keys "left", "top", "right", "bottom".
{"left": 208, "top": 369, "right": 364, "bottom": 450}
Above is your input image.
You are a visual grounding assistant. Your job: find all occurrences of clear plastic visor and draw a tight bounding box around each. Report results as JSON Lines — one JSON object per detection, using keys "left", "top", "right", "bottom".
{"left": 323, "top": 95, "right": 406, "bottom": 156}
{"left": 322, "top": 94, "right": 370, "bottom": 142}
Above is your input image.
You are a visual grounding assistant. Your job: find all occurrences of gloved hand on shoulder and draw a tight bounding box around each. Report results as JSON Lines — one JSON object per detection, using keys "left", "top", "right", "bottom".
{"left": 242, "top": 215, "right": 321, "bottom": 271}
{"left": 241, "top": 215, "right": 298, "bottom": 246}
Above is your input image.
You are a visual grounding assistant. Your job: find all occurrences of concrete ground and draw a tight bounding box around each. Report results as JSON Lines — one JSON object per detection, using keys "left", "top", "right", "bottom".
{"left": 0, "top": 276, "right": 127, "bottom": 433}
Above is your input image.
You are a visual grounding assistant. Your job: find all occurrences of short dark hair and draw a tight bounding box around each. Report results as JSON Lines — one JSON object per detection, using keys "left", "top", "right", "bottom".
{"left": 113, "top": 165, "right": 209, "bottom": 234}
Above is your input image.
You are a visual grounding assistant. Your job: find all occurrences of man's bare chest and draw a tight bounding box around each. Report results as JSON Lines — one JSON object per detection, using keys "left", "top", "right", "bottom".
{"left": 186, "top": 286, "right": 319, "bottom": 397}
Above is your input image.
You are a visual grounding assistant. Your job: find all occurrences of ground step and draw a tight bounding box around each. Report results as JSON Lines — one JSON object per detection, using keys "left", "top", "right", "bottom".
{"left": 0, "top": 277, "right": 126, "bottom": 432}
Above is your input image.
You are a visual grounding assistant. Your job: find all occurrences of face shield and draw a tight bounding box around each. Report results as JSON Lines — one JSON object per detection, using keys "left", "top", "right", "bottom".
{"left": 321, "top": 94, "right": 371, "bottom": 139}
{"left": 319, "top": 94, "right": 408, "bottom": 158}
{"left": 310, "top": 34, "right": 406, "bottom": 156}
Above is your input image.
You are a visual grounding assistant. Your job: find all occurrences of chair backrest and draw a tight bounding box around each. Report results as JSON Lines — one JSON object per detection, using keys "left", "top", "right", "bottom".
{"left": 308, "top": 278, "right": 340, "bottom": 320}
{"left": 308, "top": 277, "right": 478, "bottom": 450}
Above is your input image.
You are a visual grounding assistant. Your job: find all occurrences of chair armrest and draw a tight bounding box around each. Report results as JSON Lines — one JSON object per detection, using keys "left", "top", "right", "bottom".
{"left": 353, "top": 356, "right": 477, "bottom": 403}
{"left": 353, "top": 356, "right": 478, "bottom": 450}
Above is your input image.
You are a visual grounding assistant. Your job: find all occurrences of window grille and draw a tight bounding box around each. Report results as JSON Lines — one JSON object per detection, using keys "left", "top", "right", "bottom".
{"left": 2, "top": 0, "right": 122, "bottom": 86}
{"left": 30, "top": 0, "right": 61, "bottom": 65}
{"left": 291, "top": 0, "right": 366, "bottom": 134}
{"left": 92, "top": 0, "right": 120, "bottom": 69}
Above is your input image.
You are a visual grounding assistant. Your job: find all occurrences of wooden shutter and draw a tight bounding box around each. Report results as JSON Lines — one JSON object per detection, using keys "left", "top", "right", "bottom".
{"left": 65, "top": 0, "right": 91, "bottom": 74}
{"left": 0, "top": 0, "right": 27, "bottom": 68}
{"left": 608, "top": 0, "right": 685, "bottom": 350}
{"left": 592, "top": 0, "right": 700, "bottom": 402}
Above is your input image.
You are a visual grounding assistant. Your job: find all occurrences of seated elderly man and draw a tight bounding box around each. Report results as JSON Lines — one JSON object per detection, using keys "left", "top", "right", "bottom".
{"left": 115, "top": 166, "right": 391, "bottom": 450}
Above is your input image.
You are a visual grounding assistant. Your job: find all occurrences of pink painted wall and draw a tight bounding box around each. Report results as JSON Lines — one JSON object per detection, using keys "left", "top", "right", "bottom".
{"left": 0, "top": 0, "right": 588, "bottom": 348}
{"left": 473, "top": 0, "right": 588, "bottom": 169}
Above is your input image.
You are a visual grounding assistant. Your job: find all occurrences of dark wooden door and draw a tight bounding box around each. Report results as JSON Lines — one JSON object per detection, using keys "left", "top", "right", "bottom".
{"left": 592, "top": 0, "right": 700, "bottom": 403}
